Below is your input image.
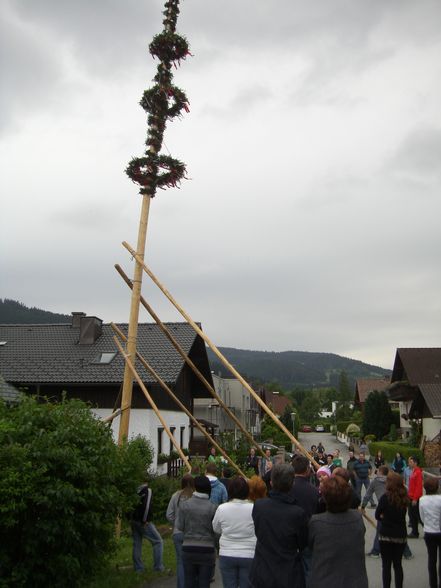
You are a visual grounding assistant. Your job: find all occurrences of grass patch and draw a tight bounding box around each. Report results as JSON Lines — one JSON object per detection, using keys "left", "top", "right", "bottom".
{"left": 90, "top": 525, "right": 176, "bottom": 588}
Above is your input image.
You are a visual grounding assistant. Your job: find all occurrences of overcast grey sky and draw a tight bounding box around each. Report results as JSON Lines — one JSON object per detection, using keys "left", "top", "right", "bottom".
{"left": 1, "top": 0, "right": 440, "bottom": 369}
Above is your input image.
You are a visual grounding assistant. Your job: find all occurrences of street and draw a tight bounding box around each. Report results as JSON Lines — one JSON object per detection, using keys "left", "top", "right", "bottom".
{"left": 151, "top": 432, "right": 428, "bottom": 588}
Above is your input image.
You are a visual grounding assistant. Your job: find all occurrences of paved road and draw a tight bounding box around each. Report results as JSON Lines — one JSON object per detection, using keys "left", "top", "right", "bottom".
{"left": 151, "top": 433, "right": 428, "bottom": 588}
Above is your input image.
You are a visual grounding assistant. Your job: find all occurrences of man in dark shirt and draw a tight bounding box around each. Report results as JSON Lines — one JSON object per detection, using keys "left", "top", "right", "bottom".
{"left": 290, "top": 455, "right": 320, "bottom": 583}
{"left": 250, "top": 464, "right": 308, "bottom": 588}
{"left": 353, "top": 452, "right": 375, "bottom": 507}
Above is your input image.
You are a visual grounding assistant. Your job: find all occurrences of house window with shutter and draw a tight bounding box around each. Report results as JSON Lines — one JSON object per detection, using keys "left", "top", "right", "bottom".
{"left": 157, "top": 427, "right": 164, "bottom": 457}
{"left": 169, "top": 427, "right": 176, "bottom": 453}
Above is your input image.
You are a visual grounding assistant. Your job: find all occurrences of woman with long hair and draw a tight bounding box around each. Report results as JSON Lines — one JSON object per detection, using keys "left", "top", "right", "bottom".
{"left": 391, "top": 452, "right": 406, "bottom": 475}
{"left": 247, "top": 475, "right": 267, "bottom": 502}
{"left": 166, "top": 474, "right": 195, "bottom": 588}
{"left": 375, "top": 472, "right": 409, "bottom": 588}
{"left": 212, "top": 476, "right": 256, "bottom": 587}
{"left": 374, "top": 450, "right": 385, "bottom": 474}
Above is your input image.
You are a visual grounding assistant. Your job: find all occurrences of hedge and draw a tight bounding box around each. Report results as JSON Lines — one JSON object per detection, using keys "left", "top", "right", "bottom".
{"left": 369, "top": 441, "right": 424, "bottom": 466}
{"left": 336, "top": 420, "right": 362, "bottom": 434}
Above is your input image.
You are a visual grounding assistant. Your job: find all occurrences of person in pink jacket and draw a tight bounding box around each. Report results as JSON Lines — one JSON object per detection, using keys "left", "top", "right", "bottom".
{"left": 407, "top": 455, "right": 423, "bottom": 538}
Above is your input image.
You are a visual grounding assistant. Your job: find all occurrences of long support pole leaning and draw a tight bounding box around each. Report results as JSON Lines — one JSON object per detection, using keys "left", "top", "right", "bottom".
{"left": 118, "top": 196, "right": 151, "bottom": 445}
{"left": 115, "top": 263, "right": 266, "bottom": 460}
{"left": 111, "top": 323, "right": 247, "bottom": 478}
{"left": 122, "top": 240, "right": 319, "bottom": 469}
{"left": 113, "top": 335, "right": 192, "bottom": 473}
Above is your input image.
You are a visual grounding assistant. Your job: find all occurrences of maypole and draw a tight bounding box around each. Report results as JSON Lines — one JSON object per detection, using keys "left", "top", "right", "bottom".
{"left": 118, "top": 0, "right": 190, "bottom": 445}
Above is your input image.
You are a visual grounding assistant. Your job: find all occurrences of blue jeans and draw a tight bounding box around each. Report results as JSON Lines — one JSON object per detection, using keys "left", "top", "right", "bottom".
{"left": 356, "top": 478, "right": 375, "bottom": 506}
{"left": 182, "top": 549, "right": 215, "bottom": 588}
{"left": 301, "top": 547, "right": 312, "bottom": 586}
{"left": 131, "top": 520, "right": 164, "bottom": 572}
{"left": 173, "top": 532, "right": 184, "bottom": 588}
{"left": 219, "top": 555, "right": 253, "bottom": 588}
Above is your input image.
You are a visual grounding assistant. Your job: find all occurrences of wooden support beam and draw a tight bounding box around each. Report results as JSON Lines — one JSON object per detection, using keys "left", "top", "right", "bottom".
{"left": 101, "top": 405, "right": 130, "bottom": 424}
{"left": 113, "top": 335, "right": 192, "bottom": 473}
{"left": 122, "top": 241, "right": 319, "bottom": 469}
{"left": 114, "top": 263, "right": 266, "bottom": 459}
{"left": 111, "top": 323, "right": 247, "bottom": 478}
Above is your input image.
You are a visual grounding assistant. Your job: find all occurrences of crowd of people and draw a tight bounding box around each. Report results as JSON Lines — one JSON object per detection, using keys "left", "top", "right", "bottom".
{"left": 130, "top": 444, "right": 441, "bottom": 588}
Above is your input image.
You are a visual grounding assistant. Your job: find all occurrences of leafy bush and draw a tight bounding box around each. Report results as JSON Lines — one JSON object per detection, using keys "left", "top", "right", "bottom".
{"left": 369, "top": 441, "right": 424, "bottom": 466}
{"left": 364, "top": 434, "right": 376, "bottom": 443}
{"left": 0, "top": 396, "right": 151, "bottom": 587}
{"left": 148, "top": 475, "right": 181, "bottom": 523}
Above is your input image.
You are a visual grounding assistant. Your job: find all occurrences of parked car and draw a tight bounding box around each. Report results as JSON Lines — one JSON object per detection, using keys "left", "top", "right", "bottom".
{"left": 259, "top": 441, "right": 294, "bottom": 460}
{"left": 315, "top": 424, "right": 325, "bottom": 432}
{"left": 300, "top": 425, "right": 313, "bottom": 432}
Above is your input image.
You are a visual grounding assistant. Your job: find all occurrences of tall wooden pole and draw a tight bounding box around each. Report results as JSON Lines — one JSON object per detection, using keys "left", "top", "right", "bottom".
{"left": 117, "top": 196, "right": 151, "bottom": 445}
{"left": 122, "top": 241, "right": 319, "bottom": 469}
{"left": 117, "top": 0, "right": 189, "bottom": 444}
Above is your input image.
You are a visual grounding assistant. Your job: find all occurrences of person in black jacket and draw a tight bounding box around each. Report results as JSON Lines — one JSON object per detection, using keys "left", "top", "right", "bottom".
{"left": 290, "top": 456, "right": 320, "bottom": 584}
{"left": 375, "top": 472, "right": 409, "bottom": 588}
{"left": 249, "top": 463, "right": 308, "bottom": 588}
{"left": 131, "top": 480, "right": 166, "bottom": 573}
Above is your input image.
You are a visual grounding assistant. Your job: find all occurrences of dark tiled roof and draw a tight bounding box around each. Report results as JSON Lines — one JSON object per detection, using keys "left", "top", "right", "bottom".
{"left": 0, "top": 374, "right": 21, "bottom": 403}
{"left": 420, "top": 383, "right": 441, "bottom": 418}
{"left": 355, "top": 377, "right": 390, "bottom": 404}
{"left": 394, "top": 348, "right": 441, "bottom": 384}
{"left": 0, "top": 322, "right": 200, "bottom": 385}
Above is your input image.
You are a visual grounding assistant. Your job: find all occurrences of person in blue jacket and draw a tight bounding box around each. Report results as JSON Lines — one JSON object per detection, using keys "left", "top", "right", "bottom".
{"left": 205, "top": 462, "right": 228, "bottom": 505}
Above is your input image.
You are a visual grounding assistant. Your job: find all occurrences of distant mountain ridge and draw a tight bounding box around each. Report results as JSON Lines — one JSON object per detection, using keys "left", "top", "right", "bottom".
{"left": 0, "top": 299, "right": 70, "bottom": 324}
{"left": 207, "top": 347, "right": 390, "bottom": 389}
{"left": 1, "top": 299, "right": 390, "bottom": 389}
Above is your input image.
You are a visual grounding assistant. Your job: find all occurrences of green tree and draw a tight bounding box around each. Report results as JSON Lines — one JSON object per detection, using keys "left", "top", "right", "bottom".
{"left": 260, "top": 414, "right": 291, "bottom": 450}
{"left": 299, "top": 394, "right": 321, "bottom": 423}
{"left": 338, "top": 370, "right": 353, "bottom": 402}
{"left": 363, "top": 391, "right": 394, "bottom": 441}
{"left": 0, "top": 396, "right": 152, "bottom": 587}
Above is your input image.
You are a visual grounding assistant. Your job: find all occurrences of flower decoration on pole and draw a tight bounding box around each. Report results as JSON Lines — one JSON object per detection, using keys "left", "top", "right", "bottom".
{"left": 126, "top": 0, "right": 190, "bottom": 195}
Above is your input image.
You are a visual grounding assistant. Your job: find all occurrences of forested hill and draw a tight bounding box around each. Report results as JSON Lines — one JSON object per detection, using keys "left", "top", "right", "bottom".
{"left": 207, "top": 347, "right": 390, "bottom": 389}
{"left": 0, "top": 299, "right": 70, "bottom": 324}
{"left": 1, "top": 299, "right": 390, "bottom": 389}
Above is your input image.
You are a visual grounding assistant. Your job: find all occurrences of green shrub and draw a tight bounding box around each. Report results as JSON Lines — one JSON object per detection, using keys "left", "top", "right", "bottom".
{"left": 0, "top": 396, "right": 151, "bottom": 588}
{"left": 364, "top": 434, "right": 376, "bottom": 443}
{"left": 389, "top": 424, "right": 397, "bottom": 441}
{"left": 148, "top": 475, "right": 181, "bottom": 523}
{"left": 369, "top": 441, "right": 424, "bottom": 466}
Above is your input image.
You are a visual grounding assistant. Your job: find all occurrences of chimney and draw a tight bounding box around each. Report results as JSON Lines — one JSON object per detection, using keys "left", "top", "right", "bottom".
{"left": 71, "top": 312, "right": 86, "bottom": 328}
{"left": 79, "top": 316, "right": 103, "bottom": 345}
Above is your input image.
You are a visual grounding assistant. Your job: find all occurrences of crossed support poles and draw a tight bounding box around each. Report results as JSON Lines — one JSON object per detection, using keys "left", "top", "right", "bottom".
{"left": 110, "top": 238, "right": 319, "bottom": 472}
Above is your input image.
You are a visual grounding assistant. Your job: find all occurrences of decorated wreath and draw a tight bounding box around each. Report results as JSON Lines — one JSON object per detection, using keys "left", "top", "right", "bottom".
{"left": 126, "top": 0, "right": 189, "bottom": 198}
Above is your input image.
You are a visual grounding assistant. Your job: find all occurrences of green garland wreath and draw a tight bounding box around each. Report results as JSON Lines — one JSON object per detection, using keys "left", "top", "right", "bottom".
{"left": 140, "top": 86, "right": 189, "bottom": 119}
{"left": 149, "top": 32, "right": 189, "bottom": 64}
{"left": 126, "top": 0, "right": 189, "bottom": 197}
{"left": 126, "top": 154, "right": 186, "bottom": 194}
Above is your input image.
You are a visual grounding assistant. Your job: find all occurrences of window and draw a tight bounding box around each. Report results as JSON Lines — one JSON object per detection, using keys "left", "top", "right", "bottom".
{"left": 92, "top": 352, "right": 117, "bottom": 364}
{"left": 180, "top": 426, "right": 185, "bottom": 448}
{"left": 169, "top": 427, "right": 176, "bottom": 453}
{"left": 157, "top": 428, "right": 164, "bottom": 457}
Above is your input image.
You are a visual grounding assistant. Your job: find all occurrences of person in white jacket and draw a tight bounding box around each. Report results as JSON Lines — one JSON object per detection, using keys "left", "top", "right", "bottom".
{"left": 212, "top": 476, "right": 256, "bottom": 588}
{"left": 419, "top": 476, "right": 441, "bottom": 588}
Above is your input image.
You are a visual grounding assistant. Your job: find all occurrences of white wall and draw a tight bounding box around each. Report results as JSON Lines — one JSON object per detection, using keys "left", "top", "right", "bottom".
{"left": 423, "top": 417, "right": 441, "bottom": 441}
{"left": 93, "top": 408, "right": 189, "bottom": 472}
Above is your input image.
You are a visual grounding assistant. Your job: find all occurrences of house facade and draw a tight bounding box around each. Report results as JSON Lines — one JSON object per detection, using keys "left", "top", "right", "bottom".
{"left": 0, "top": 313, "right": 213, "bottom": 470}
{"left": 388, "top": 348, "right": 441, "bottom": 441}
{"left": 193, "top": 373, "right": 261, "bottom": 439}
